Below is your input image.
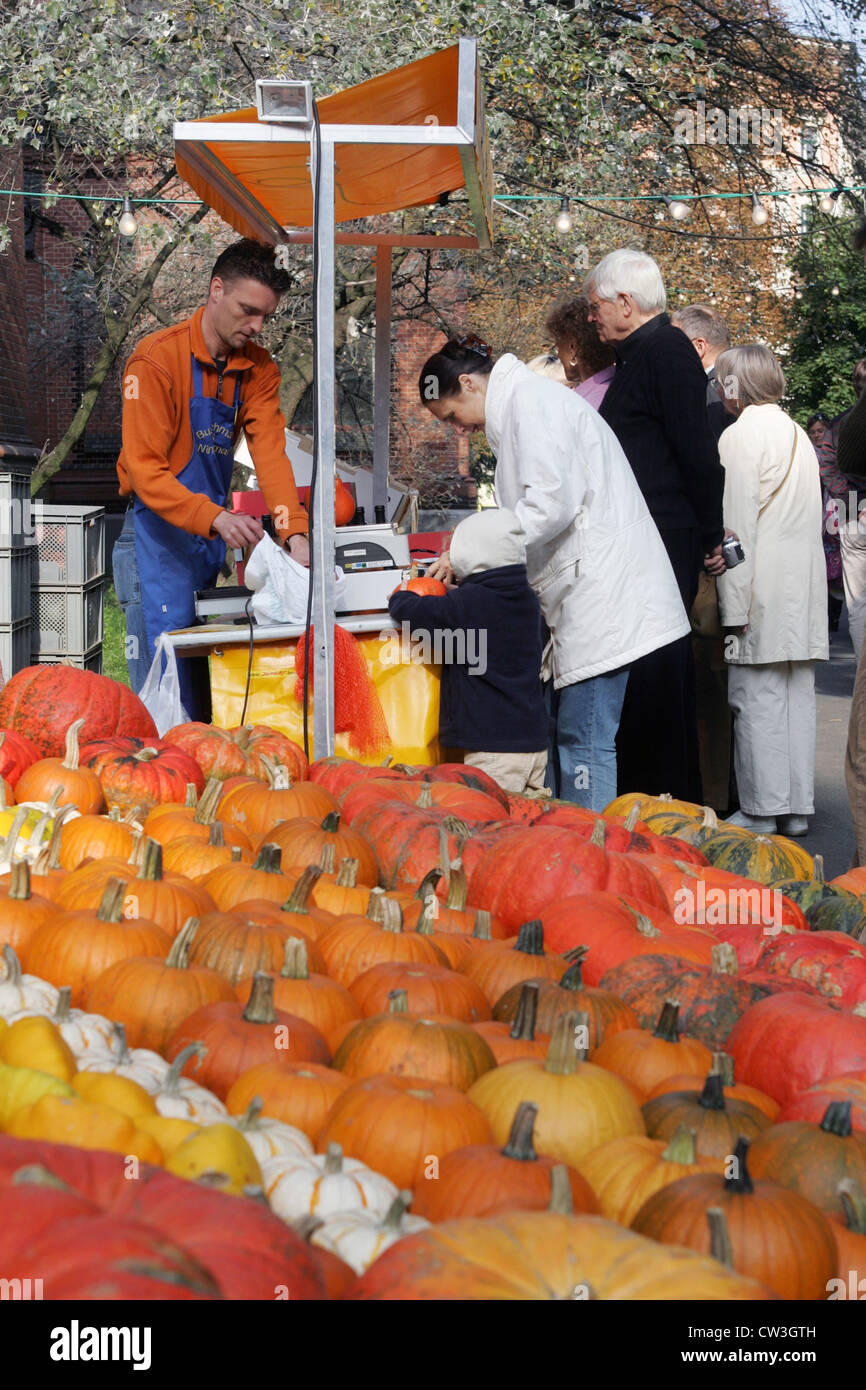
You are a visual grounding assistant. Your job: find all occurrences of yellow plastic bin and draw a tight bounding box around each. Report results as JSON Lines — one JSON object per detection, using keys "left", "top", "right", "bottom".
{"left": 209, "top": 629, "right": 442, "bottom": 765}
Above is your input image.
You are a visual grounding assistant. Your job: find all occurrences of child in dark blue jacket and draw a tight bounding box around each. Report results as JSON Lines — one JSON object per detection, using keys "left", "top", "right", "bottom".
{"left": 388, "top": 508, "right": 548, "bottom": 794}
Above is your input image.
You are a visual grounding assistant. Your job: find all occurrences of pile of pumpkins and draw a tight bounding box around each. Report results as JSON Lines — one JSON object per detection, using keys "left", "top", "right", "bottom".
{"left": 0, "top": 663, "right": 864, "bottom": 1300}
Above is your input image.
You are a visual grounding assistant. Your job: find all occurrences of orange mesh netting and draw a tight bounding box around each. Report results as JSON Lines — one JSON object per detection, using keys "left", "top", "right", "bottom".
{"left": 295, "top": 625, "right": 390, "bottom": 757}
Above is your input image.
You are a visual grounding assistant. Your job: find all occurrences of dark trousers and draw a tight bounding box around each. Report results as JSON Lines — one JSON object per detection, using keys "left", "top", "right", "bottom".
{"left": 615, "top": 526, "right": 704, "bottom": 803}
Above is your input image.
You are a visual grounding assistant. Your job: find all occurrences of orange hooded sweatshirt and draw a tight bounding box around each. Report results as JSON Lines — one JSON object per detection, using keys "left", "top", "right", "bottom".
{"left": 116, "top": 306, "right": 308, "bottom": 542}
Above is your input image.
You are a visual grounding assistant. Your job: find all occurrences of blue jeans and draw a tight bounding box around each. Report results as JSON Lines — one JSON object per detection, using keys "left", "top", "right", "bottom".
{"left": 111, "top": 507, "right": 150, "bottom": 693}
{"left": 546, "top": 665, "right": 630, "bottom": 811}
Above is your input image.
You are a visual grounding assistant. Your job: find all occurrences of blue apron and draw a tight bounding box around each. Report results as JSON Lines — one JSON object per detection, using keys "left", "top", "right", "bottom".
{"left": 134, "top": 353, "right": 241, "bottom": 719}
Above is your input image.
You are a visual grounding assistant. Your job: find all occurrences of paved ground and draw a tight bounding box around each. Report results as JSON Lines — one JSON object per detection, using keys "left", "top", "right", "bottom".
{"left": 801, "top": 610, "right": 858, "bottom": 879}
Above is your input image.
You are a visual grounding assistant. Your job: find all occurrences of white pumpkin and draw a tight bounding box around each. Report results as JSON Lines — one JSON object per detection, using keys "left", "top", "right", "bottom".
{"left": 152, "top": 1043, "right": 227, "bottom": 1123}
{"left": 0, "top": 945, "right": 59, "bottom": 1018}
{"left": 262, "top": 1142, "right": 398, "bottom": 1224}
{"left": 310, "top": 1192, "right": 429, "bottom": 1274}
{"left": 38, "top": 987, "right": 119, "bottom": 1060}
{"left": 77, "top": 1023, "right": 169, "bottom": 1091}
{"left": 229, "top": 1098, "right": 313, "bottom": 1163}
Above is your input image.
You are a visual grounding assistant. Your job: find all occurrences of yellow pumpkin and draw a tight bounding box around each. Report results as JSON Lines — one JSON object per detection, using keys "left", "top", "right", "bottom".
{"left": 136, "top": 1114, "right": 200, "bottom": 1157}
{"left": 0, "top": 1016, "right": 76, "bottom": 1083}
{"left": 603, "top": 793, "right": 709, "bottom": 824}
{"left": 0, "top": 1061, "right": 76, "bottom": 1127}
{"left": 6, "top": 1093, "right": 163, "bottom": 1164}
{"left": 165, "top": 1121, "right": 263, "bottom": 1194}
{"left": 72, "top": 1072, "right": 157, "bottom": 1123}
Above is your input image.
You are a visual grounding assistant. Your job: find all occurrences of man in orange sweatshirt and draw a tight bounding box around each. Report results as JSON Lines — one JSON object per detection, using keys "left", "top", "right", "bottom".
{"left": 113, "top": 238, "right": 309, "bottom": 720}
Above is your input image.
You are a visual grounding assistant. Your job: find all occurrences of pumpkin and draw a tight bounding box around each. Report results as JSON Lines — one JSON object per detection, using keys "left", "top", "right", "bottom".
{"left": 46, "top": 988, "right": 119, "bottom": 1063}
{"left": 226, "top": 1098, "right": 313, "bottom": 1165}
{"left": 576, "top": 1125, "right": 723, "bottom": 1226}
{"left": 307, "top": 755, "right": 402, "bottom": 799}
{"left": 165, "top": 972, "right": 331, "bottom": 1099}
{"left": 599, "top": 943, "right": 767, "bottom": 1049}
{"left": 806, "top": 898, "right": 866, "bottom": 940}
{"left": 218, "top": 758, "right": 338, "bottom": 838}
{"left": 162, "top": 722, "right": 308, "bottom": 782}
{"left": 79, "top": 736, "right": 206, "bottom": 818}
{"left": 143, "top": 778, "right": 252, "bottom": 852}
{"left": 6, "top": 1093, "right": 162, "bottom": 1165}
{"left": 318, "top": 1074, "right": 495, "bottom": 1191}
{"left": 727, "top": 993, "right": 866, "bottom": 1110}
{"left": 603, "top": 792, "right": 710, "bottom": 823}
{"left": 161, "top": 824, "right": 253, "bottom": 880}
{"left": 186, "top": 906, "right": 324, "bottom": 987}
{"left": 0, "top": 729, "right": 39, "bottom": 788}
{"left": 698, "top": 828, "right": 814, "bottom": 883}
{"left": 467, "top": 1011, "right": 645, "bottom": 1166}
{"left": 591, "top": 1001, "right": 713, "bottom": 1102}
{"left": 262, "top": 1141, "right": 398, "bottom": 1225}
{"left": 83, "top": 918, "right": 236, "bottom": 1054}
{"left": 51, "top": 854, "right": 139, "bottom": 913}
{"left": 316, "top": 894, "right": 448, "bottom": 988}
{"left": 401, "top": 860, "right": 510, "bottom": 939}
{"left": 643, "top": 1051, "right": 780, "bottom": 1122}
{"left": 234, "top": 936, "right": 360, "bottom": 1051}
{"left": 350, "top": 958, "right": 491, "bottom": 1024}
{"left": 345, "top": 1206, "right": 774, "bottom": 1301}
{"left": 745, "top": 1101, "right": 866, "bottom": 1223}
{"left": 0, "top": 944, "right": 58, "bottom": 1017}
{"left": 57, "top": 810, "right": 138, "bottom": 870}
{"left": 341, "top": 776, "right": 503, "bottom": 828}
{"left": 24, "top": 878, "right": 172, "bottom": 1007}
{"left": 225, "top": 1061, "right": 351, "bottom": 1141}
{"left": 261, "top": 810, "right": 378, "bottom": 887}
{"left": 350, "top": 799, "right": 469, "bottom": 894}
{"left": 472, "top": 982, "right": 550, "bottom": 1064}
{"left": 332, "top": 991, "right": 497, "bottom": 1091}
{"left": 15, "top": 719, "right": 104, "bottom": 815}
{"left": 120, "top": 837, "right": 215, "bottom": 937}
{"left": 308, "top": 1191, "right": 430, "bottom": 1275}
{"left": 0, "top": 1014, "right": 77, "bottom": 1082}
{"left": 0, "top": 665, "right": 158, "bottom": 759}
{"left": 226, "top": 865, "right": 338, "bottom": 942}
{"left": 0, "top": 861, "right": 56, "bottom": 957}
{"left": 770, "top": 853, "right": 866, "bottom": 934}
{"left": 164, "top": 1120, "right": 263, "bottom": 1196}
{"left": 641, "top": 1071, "right": 773, "bottom": 1158}
{"left": 777, "top": 1072, "right": 866, "bottom": 1130}
{"left": 537, "top": 893, "right": 714, "bottom": 983}
{"left": 630, "top": 1136, "right": 838, "bottom": 1300}
{"left": 643, "top": 857, "right": 809, "bottom": 932}
{"left": 199, "top": 843, "right": 295, "bottom": 912}
{"left": 750, "top": 931, "right": 866, "bottom": 1010}
{"left": 0, "top": 1061, "right": 75, "bottom": 1126}
{"left": 396, "top": 563, "right": 447, "bottom": 597}
{"left": 492, "top": 949, "right": 639, "bottom": 1048}
{"left": 148, "top": 1044, "right": 226, "bottom": 1124}
{"left": 457, "top": 920, "right": 568, "bottom": 1006}
{"left": 828, "top": 866, "right": 866, "bottom": 897}
{"left": 404, "top": 762, "right": 510, "bottom": 811}
{"left": 72, "top": 1070, "right": 156, "bottom": 1123}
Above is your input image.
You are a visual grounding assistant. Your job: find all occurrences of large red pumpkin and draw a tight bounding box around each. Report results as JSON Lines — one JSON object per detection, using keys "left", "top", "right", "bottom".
{"left": 538, "top": 893, "right": 714, "bottom": 984}
{"left": 727, "top": 992, "right": 866, "bottom": 1107}
{"left": 79, "top": 737, "right": 205, "bottom": 817}
{"left": 162, "top": 723, "right": 308, "bottom": 782}
{"left": 0, "top": 666, "right": 157, "bottom": 758}
{"left": 0, "top": 729, "right": 39, "bottom": 787}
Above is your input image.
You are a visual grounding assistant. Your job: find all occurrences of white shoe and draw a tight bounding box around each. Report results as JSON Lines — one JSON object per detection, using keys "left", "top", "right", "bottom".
{"left": 724, "top": 810, "right": 778, "bottom": 833}
{"left": 776, "top": 815, "right": 809, "bottom": 838}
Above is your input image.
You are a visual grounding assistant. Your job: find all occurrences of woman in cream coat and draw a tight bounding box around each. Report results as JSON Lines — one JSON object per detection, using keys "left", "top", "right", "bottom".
{"left": 715, "top": 344, "right": 828, "bottom": 836}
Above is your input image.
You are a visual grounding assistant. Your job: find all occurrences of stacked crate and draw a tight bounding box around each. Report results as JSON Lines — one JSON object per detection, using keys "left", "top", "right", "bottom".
{"left": 0, "top": 474, "right": 37, "bottom": 682}
{"left": 31, "top": 505, "right": 106, "bottom": 672}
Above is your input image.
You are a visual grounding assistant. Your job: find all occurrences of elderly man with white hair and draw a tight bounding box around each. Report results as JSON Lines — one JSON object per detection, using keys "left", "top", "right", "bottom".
{"left": 584, "top": 248, "right": 726, "bottom": 803}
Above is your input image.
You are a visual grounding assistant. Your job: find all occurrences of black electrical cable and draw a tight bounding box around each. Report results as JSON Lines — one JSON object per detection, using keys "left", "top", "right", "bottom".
{"left": 239, "top": 590, "right": 255, "bottom": 726}
{"left": 301, "top": 99, "right": 322, "bottom": 762}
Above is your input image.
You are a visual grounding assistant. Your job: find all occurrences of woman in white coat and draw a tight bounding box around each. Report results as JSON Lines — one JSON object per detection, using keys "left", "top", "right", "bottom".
{"left": 715, "top": 344, "right": 828, "bottom": 836}
{"left": 418, "top": 334, "right": 689, "bottom": 810}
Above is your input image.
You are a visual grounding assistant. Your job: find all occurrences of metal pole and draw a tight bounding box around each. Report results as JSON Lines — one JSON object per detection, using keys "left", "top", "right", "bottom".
{"left": 372, "top": 245, "right": 392, "bottom": 516}
{"left": 311, "top": 136, "right": 336, "bottom": 756}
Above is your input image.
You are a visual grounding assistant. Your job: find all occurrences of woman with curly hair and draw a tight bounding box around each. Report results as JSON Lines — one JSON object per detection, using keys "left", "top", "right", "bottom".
{"left": 544, "top": 294, "right": 616, "bottom": 409}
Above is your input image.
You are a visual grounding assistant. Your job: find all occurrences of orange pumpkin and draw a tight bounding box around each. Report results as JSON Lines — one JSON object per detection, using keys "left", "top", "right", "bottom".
{"left": 259, "top": 810, "right": 378, "bottom": 888}
{"left": 332, "top": 991, "right": 497, "bottom": 1091}
{"left": 0, "top": 860, "right": 56, "bottom": 957}
{"left": 235, "top": 936, "right": 361, "bottom": 1051}
{"left": 457, "top": 920, "right": 568, "bottom": 1006}
{"left": 591, "top": 1001, "right": 713, "bottom": 1102}
{"left": 199, "top": 843, "right": 294, "bottom": 911}
{"left": 58, "top": 810, "right": 138, "bottom": 870}
{"left": 15, "top": 719, "right": 104, "bottom": 815}
{"left": 218, "top": 758, "right": 338, "bottom": 838}
{"left": 316, "top": 894, "right": 448, "bottom": 988}
{"left": 349, "top": 959, "right": 491, "bottom": 1024}
{"left": 225, "top": 1061, "right": 351, "bottom": 1142}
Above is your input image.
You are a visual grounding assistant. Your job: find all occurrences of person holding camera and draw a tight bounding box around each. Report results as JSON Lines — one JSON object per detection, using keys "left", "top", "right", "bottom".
{"left": 715, "top": 345, "right": 828, "bottom": 836}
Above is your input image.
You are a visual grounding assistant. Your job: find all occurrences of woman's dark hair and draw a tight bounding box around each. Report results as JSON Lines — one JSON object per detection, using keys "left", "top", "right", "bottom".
{"left": 211, "top": 238, "right": 292, "bottom": 295}
{"left": 544, "top": 294, "right": 615, "bottom": 376}
{"left": 807, "top": 412, "right": 830, "bottom": 430}
{"left": 418, "top": 334, "right": 495, "bottom": 405}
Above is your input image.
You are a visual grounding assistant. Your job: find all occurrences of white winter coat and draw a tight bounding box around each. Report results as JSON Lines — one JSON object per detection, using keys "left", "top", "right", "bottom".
{"left": 485, "top": 353, "right": 690, "bottom": 687}
{"left": 717, "top": 403, "right": 829, "bottom": 664}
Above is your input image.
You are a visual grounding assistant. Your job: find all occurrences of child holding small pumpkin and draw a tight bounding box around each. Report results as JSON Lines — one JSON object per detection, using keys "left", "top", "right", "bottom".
{"left": 388, "top": 509, "right": 548, "bottom": 794}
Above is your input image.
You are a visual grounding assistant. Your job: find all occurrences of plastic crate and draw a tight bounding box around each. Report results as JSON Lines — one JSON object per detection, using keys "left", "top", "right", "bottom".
{"left": 0, "top": 620, "right": 31, "bottom": 683}
{"left": 31, "top": 577, "right": 105, "bottom": 656}
{"left": 32, "top": 504, "right": 105, "bottom": 586}
{"left": 30, "top": 647, "right": 102, "bottom": 674}
{"left": 0, "top": 474, "right": 34, "bottom": 549}
{"left": 0, "top": 546, "right": 36, "bottom": 625}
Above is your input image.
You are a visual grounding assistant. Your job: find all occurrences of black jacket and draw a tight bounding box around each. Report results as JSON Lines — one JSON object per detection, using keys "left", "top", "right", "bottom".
{"left": 388, "top": 564, "right": 547, "bottom": 753}
{"left": 599, "top": 314, "right": 726, "bottom": 553}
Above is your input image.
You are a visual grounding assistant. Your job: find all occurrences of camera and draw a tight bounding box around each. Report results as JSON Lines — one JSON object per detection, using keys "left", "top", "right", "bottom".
{"left": 722, "top": 535, "right": 746, "bottom": 569}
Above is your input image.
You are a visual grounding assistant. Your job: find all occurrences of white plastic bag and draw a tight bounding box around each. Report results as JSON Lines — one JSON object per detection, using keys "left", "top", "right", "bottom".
{"left": 244, "top": 532, "right": 347, "bottom": 624}
{"left": 138, "top": 633, "right": 190, "bottom": 735}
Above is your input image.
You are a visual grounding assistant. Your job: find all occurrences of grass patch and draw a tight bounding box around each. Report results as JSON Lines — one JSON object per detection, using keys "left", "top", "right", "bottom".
{"left": 103, "top": 582, "right": 130, "bottom": 687}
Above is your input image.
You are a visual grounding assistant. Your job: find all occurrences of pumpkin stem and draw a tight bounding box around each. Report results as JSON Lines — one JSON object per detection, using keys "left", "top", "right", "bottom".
{"left": 62, "top": 718, "right": 86, "bottom": 771}
{"left": 208, "top": 823, "right": 225, "bottom": 848}
{"left": 316, "top": 842, "right": 336, "bottom": 875}
{"left": 416, "top": 896, "right": 438, "bottom": 937}
{"left": 7, "top": 859, "right": 32, "bottom": 901}
{"left": 11, "top": 1163, "right": 74, "bottom": 1192}
{"left": 282, "top": 865, "right": 322, "bottom": 913}
{"left": 260, "top": 755, "right": 292, "bottom": 791}
{"left": 660, "top": 1125, "right": 699, "bottom": 1165}
{"left": 590, "top": 819, "right": 607, "bottom": 848}
{"left": 515, "top": 920, "right": 545, "bottom": 956}
{"left": 52, "top": 986, "right": 73, "bottom": 1024}
{"left": 165, "top": 918, "right": 199, "bottom": 970}
{"left": 31, "top": 804, "right": 69, "bottom": 874}
{"left": 112, "top": 1022, "right": 132, "bottom": 1063}
{"left": 334, "top": 858, "right": 359, "bottom": 887}
{"left": 383, "top": 1191, "right": 413, "bottom": 1228}
{"left": 367, "top": 892, "right": 403, "bottom": 933}
{"left": 813, "top": 854, "right": 825, "bottom": 884}
{"left": 501, "top": 1101, "right": 539, "bottom": 1161}
{"left": 623, "top": 803, "right": 641, "bottom": 832}
{"left": 548, "top": 1164, "right": 574, "bottom": 1215}
{"left": 387, "top": 988, "right": 408, "bottom": 1014}
{"left": 96, "top": 877, "right": 128, "bottom": 923}
{"left": 725, "top": 1136, "right": 754, "bottom": 1194}
{"left": 193, "top": 778, "right": 224, "bottom": 825}
{"left": 698, "top": 1072, "right": 727, "bottom": 1111}
{"left": 236, "top": 1097, "right": 264, "bottom": 1131}
{"left": 437, "top": 827, "right": 451, "bottom": 893}
{"left": 509, "top": 982, "right": 539, "bottom": 1041}
{"left": 652, "top": 999, "right": 681, "bottom": 1043}
{"left": 138, "top": 837, "right": 164, "bottom": 883}
{"left": 444, "top": 858, "right": 469, "bottom": 911}
{"left": 293, "top": 1214, "right": 324, "bottom": 1242}
{"left": 126, "top": 832, "right": 146, "bottom": 870}
{"left": 558, "top": 951, "right": 587, "bottom": 990}
{"left": 416, "top": 782, "right": 433, "bottom": 810}
{"left": 231, "top": 847, "right": 243, "bottom": 862}
{"left": 281, "top": 936, "right": 310, "bottom": 980}
{"left": 711, "top": 944, "right": 738, "bottom": 976}
{"left": 413, "top": 868, "right": 441, "bottom": 902}
{"left": 634, "top": 915, "right": 662, "bottom": 940}
{"left": 163, "top": 1041, "right": 207, "bottom": 1088}
{"left": 711, "top": 1052, "right": 735, "bottom": 1087}
{"left": 838, "top": 1179, "right": 866, "bottom": 1234}
{"left": 706, "top": 1207, "right": 735, "bottom": 1270}
{"left": 820, "top": 1101, "right": 853, "bottom": 1137}
{"left": 252, "top": 843, "right": 284, "bottom": 875}
{"left": 544, "top": 1010, "right": 589, "bottom": 1075}
{"left": 183, "top": 783, "right": 199, "bottom": 808}
{"left": 472, "top": 910, "right": 492, "bottom": 940}
{"left": 324, "top": 1142, "right": 343, "bottom": 1175}
{"left": 320, "top": 811, "right": 341, "bottom": 834}
{"left": 0, "top": 943, "right": 22, "bottom": 986}
{"left": 242, "top": 972, "right": 277, "bottom": 1024}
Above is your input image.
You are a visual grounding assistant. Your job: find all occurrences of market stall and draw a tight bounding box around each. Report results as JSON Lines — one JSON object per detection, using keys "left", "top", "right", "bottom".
{"left": 168, "top": 38, "right": 494, "bottom": 761}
